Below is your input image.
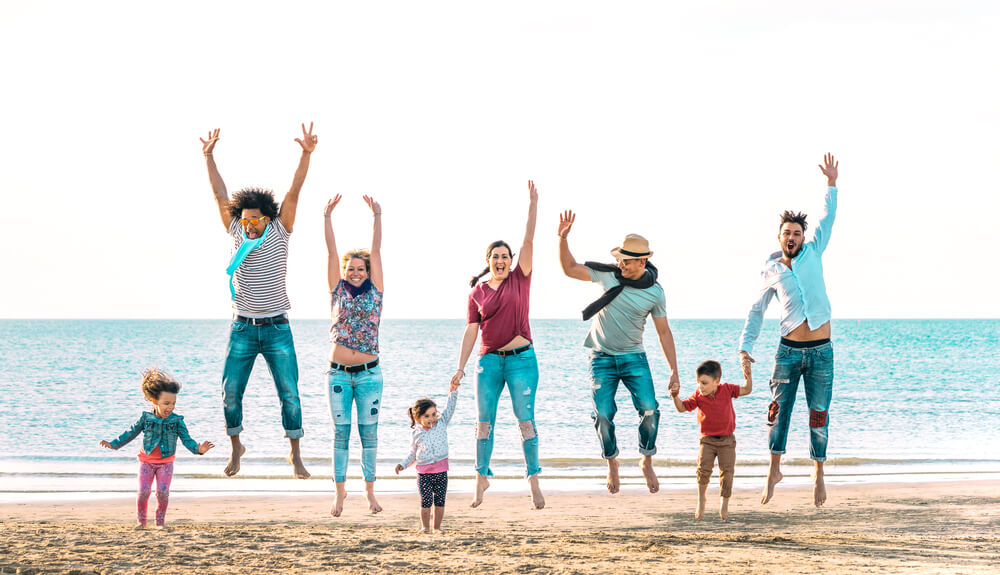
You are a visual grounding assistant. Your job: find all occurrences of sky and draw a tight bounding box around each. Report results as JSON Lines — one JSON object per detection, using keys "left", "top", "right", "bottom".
{"left": 2, "top": 1, "right": 998, "bottom": 320}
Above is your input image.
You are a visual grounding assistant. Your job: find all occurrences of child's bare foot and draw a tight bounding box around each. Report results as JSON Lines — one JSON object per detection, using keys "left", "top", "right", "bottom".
{"left": 287, "top": 453, "right": 311, "bottom": 479}
{"left": 761, "top": 468, "right": 783, "bottom": 504}
{"left": 419, "top": 527, "right": 430, "bottom": 533}
{"left": 134, "top": 523, "right": 147, "bottom": 530}
{"left": 813, "top": 468, "right": 827, "bottom": 507}
{"left": 470, "top": 474, "right": 490, "bottom": 508}
{"left": 695, "top": 490, "right": 706, "bottom": 519}
{"left": 224, "top": 443, "right": 246, "bottom": 477}
{"left": 364, "top": 483, "right": 382, "bottom": 514}
{"left": 528, "top": 474, "right": 545, "bottom": 509}
{"left": 720, "top": 496, "right": 730, "bottom": 521}
{"left": 434, "top": 527, "right": 447, "bottom": 534}
{"left": 640, "top": 455, "right": 659, "bottom": 493}
{"left": 330, "top": 483, "right": 347, "bottom": 517}
{"left": 606, "top": 458, "right": 620, "bottom": 494}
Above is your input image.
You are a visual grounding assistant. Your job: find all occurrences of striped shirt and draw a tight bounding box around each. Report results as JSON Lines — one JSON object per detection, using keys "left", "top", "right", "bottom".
{"left": 228, "top": 217, "right": 291, "bottom": 316}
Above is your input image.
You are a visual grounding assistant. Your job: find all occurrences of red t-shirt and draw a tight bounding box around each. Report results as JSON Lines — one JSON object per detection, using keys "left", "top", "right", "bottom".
{"left": 682, "top": 383, "right": 741, "bottom": 436}
{"left": 467, "top": 264, "right": 532, "bottom": 354}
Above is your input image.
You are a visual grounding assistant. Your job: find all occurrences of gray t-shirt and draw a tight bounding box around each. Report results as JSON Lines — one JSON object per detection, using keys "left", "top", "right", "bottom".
{"left": 583, "top": 269, "right": 668, "bottom": 355}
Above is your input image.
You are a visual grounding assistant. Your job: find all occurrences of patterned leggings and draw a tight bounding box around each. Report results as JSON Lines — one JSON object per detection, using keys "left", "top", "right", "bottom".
{"left": 418, "top": 471, "right": 448, "bottom": 508}
{"left": 137, "top": 461, "right": 174, "bottom": 526}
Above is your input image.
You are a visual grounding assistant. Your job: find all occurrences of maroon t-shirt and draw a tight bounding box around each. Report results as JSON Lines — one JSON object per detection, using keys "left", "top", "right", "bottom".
{"left": 682, "top": 383, "right": 741, "bottom": 436}
{"left": 467, "top": 264, "right": 532, "bottom": 354}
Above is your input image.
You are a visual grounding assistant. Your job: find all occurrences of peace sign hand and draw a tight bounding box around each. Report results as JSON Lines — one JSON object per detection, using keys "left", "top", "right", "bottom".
{"left": 558, "top": 210, "right": 576, "bottom": 238}
{"left": 295, "top": 122, "right": 318, "bottom": 153}
{"left": 200, "top": 128, "right": 220, "bottom": 155}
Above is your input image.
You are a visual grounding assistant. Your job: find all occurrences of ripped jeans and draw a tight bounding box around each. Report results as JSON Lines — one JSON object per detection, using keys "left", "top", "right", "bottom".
{"left": 590, "top": 351, "right": 660, "bottom": 459}
{"left": 327, "top": 365, "right": 383, "bottom": 483}
{"left": 475, "top": 347, "right": 541, "bottom": 477}
{"left": 767, "top": 341, "right": 834, "bottom": 461}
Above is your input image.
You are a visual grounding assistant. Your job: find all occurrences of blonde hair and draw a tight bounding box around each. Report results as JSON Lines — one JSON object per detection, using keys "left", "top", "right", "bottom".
{"left": 341, "top": 249, "right": 371, "bottom": 274}
{"left": 141, "top": 368, "right": 181, "bottom": 401}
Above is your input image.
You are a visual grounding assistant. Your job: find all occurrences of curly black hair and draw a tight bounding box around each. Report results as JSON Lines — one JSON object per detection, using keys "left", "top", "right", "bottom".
{"left": 779, "top": 210, "right": 808, "bottom": 232}
{"left": 229, "top": 187, "right": 279, "bottom": 220}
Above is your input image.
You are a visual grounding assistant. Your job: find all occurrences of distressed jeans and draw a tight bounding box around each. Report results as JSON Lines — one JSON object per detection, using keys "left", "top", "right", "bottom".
{"left": 767, "top": 341, "right": 834, "bottom": 461}
{"left": 327, "top": 365, "right": 383, "bottom": 482}
{"left": 222, "top": 318, "right": 303, "bottom": 438}
{"left": 475, "top": 347, "right": 541, "bottom": 478}
{"left": 589, "top": 351, "right": 660, "bottom": 459}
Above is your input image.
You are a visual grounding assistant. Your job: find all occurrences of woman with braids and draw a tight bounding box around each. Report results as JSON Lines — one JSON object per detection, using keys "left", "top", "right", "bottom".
{"left": 323, "top": 193, "right": 386, "bottom": 517}
{"left": 452, "top": 180, "right": 544, "bottom": 509}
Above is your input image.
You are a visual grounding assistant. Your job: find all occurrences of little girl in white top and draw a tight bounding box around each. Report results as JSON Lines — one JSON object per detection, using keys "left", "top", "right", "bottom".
{"left": 395, "top": 380, "right": 459, "bottom": 533}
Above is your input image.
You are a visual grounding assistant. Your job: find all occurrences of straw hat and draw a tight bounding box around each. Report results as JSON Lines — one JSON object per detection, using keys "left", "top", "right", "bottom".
{"left": 610, "top": 234, "right": 653, "bottom": 260}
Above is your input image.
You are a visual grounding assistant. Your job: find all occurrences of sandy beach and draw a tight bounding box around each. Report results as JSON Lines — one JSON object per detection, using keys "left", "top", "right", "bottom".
{"left": 2, "top": 480, "right": 998, "bottom": 574}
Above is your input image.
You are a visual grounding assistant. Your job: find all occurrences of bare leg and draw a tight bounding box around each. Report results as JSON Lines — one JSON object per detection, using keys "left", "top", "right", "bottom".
{"left": 528, "top": 474, "right": 545, "bottom": 509}
{"left": 813, "top": 460, "right": 826, "bottom": 507}
{"left": 695, "top": 482, "right": 707, "bottom": 520}
{"left": 330, "top": 482, "right": 347, "bottom": 517}
{"left": 761, "top": 453, "right": 783, "bottom": 504}
{"left": 287, "top": 438, "right": 310, "bottom": 479}
{"left": 719, "top": 496, "right": 730, "bottom": 520}
{"left": 470, "top": 474, "right": 490, "bottom": 508}
{"left": 365, "top": 481, "right": 382, "bottom": 514}
{"left": 419, "top": 507, "right": 431, "bottom": 533}
{"left": 641, "top": 455, "right": 659, "bottom": 493}
{"left": 606, "top": 458, "right": 620, "bottom": 494}
{"left": 433, "top": 505, "right": 445, "bottom": 532}
{"left": 224, "top": 435, "right": 246, "bottom": 477}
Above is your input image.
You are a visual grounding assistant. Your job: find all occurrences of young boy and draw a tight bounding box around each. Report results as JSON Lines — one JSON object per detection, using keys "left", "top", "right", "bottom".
{"left": 671, "top": 359, "right": 752, "bottom": 520}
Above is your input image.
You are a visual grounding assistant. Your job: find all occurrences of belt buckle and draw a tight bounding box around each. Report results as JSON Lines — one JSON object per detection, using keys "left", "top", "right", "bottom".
{"left": 250, "top": 317, "right": 264, "bottom": 326}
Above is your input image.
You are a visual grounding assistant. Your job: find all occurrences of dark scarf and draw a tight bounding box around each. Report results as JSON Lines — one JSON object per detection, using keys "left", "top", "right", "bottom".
{"left": 342, "top": 279, "right": 374, "bottom": 298}
{"left": 581, "top": 261, "right": 658, "bottom": 321}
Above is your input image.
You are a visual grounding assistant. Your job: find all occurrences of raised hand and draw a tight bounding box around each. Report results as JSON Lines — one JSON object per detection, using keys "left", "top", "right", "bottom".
{"left": 363, "top": 195, "right": 382, "bottom": 215}
{"left": 200, "top": 128, "right": 220, "bottom": 155}
{"left": 528, "top": 179, "right": 538, "bottom": 203}
{"left": 198, "top": 441, "right": 215, "bottom": 454}
{"left": 739, "top": 351, "right": 755, "bottom": 377}
{"left": 324, "top": 194, "right": 343, "bottom": 217}
{"left": 558, "top": 210, "right": 576, "bottom": 238}
{"left": 295, "top": 122, "right": 318, "bottom": 153}
{"left": 819, "top": 153, "right": 838, "bottom": 186}
{"left": 99, "top": 440, "right": 113, "bottom": 449}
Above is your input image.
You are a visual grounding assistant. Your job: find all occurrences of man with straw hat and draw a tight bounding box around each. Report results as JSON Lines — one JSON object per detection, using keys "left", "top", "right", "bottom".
{"left": 557, "top": 215, "right": 681, "bottom": 494}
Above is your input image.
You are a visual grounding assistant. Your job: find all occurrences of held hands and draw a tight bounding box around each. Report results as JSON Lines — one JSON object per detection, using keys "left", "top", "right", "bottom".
{"left": 740, "top": 351, "right": 754, "bottom": 383}
{"left": 558, "top": 210, "right": 576, "bottom": 238}
{"left": 395, "top": 464, "right": 404, "bottom": 475}
{"left": 99, "top": 440, "right": 114, "bottom": 449}
{"left": 324, "top": 194, "right": 343, "bottom": 217}
{"left": 668, "top": 372, "right": 680, "bottom": 396}
{"left": 450, "top": 370, "right": 464, "bottom": 390}
{"left": 200, "top": 128, "right": 220, "bottom": 155}
{"left": 363, "top": 195, "right": 382, "bottom": 216}
{"left": 295, "top": 122, "right": 318, "bottom": 154}
{"left": 819, "top": 153, "right": 838, "bottom": 187}
{"left": 198, "top": 441, "right": 215, "bottom": 454}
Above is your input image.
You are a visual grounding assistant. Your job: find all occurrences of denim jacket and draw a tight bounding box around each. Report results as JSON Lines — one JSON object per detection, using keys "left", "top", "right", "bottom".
{"left": 109, "top": 411, "right": 201, "bottom": 458}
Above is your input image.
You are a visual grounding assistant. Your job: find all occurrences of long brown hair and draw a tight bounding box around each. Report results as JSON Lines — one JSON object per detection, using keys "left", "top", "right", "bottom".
{"left": 469, "top": 240, "right": 514, "bottom": 287}
{"left": 141, "top": 368, "right": 181, "bottom": 401}
{"left": 407, "top": 398, "right": 437, "bottom": 428}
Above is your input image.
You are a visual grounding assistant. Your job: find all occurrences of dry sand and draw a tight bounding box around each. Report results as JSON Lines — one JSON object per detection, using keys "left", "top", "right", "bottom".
{"left": 2, "top": 480, "right": 998, "bottom": 574}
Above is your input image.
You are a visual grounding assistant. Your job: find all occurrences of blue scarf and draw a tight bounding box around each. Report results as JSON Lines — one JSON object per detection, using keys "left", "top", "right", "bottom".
{"left": 226, "top": 225, "right": 269, "bottom": 300}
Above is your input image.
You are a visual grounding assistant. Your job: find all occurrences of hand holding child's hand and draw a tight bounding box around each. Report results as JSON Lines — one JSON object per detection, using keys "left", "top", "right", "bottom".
{"left": 394, "top": 464, "right": 404, "bottom": 475}
{"left": 449, "top": 370, "right": 463, "bottom": 390}
{"left": 450, "top": 378, "right": 461, "bottom": 392}
{"left": 198, "top": 441, "right": 215, "bottom": 454}
{"left": 99, "top": 440, "right": 113, "bottom": 449}
{"left": 669, "top": 386, "right": 680, "bottom": 398}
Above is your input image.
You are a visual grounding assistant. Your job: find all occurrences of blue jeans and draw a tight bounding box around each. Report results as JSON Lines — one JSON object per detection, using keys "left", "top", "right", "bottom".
{"left": 767, "top": 341, "right": 834, "bottom": 461}
{"left": 327, "top": 365, "right": 383, "bottom": 483}
{"left": 589, "top": 351, "right": 659, "bottom": 459}
{"left": 475, "top": 347, "right": 541, "bottom": 477}
{"left": 222, "top": 318, "right": 303, "bottom": 439}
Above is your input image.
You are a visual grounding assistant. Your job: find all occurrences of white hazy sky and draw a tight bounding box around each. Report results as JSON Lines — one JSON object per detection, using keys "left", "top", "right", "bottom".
{"left": 2, "top": 1, "right": 997, "bottom": 320}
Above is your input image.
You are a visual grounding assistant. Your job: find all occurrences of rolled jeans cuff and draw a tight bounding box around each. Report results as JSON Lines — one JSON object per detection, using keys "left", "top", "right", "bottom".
{"left": 638, "top": 446, "right": 657, "bottom": 457}
{"left": 769, "top": 448, "right": 787, "bottom": 456}
{"left": 600, "top": 448, "right": 620, "bottom": 460}
{"left": 284, "top": 428, "right": 304, "bottom": 440}
{"left": 227, "top": 424, "right": 243, "bottom": 437}
{"left": 811, "top": 455, "right": 826, "bottom": 462}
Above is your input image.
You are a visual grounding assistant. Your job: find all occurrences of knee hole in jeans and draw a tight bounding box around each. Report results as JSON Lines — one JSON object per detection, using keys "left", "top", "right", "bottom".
{"left": 476, "top": 422, "right": 491, "bottom": 439}
{"left": 518, "top": 420, "right": 536, "bottom": 441}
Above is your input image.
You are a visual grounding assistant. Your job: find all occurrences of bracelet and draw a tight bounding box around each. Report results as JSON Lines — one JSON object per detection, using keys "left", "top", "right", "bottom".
{"left": 323, "top": 215, "right": 331, "bottom": 218}
{"left": 558, "top": 234, "right": 567, "bottom": 239}
{"left": 374, "top": 212, "right": 383, "bottom": 216}
{"left": 204, "top": 153, "right": 213, "bottom": 157}
{"left": 456, "top": 368, "right": 465, "bottom": 375}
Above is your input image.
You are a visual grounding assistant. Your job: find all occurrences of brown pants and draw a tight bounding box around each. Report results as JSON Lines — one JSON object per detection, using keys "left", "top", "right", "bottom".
{"left": 696, "top": 434, "right": 736, "bottom": 498}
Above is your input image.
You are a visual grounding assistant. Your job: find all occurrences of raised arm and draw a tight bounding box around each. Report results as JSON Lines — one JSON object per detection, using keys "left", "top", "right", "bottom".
{"left": 517, "top": 180, "right": 539, "bottom": 275}
{"left": 278, "top": 122, "right": 318, "bottom": 233}
{"left": 451, "top": 322, "right": 480, "bottom": 389}
{"left": 652, "top": 316, "right": 680, "bottom": 392}
{"left": 558, "top": 210, "right": 590, "bottom": 281}
{"left": 364, "top": 195, "right": 384, "bottom": 291}
{"left": 739, "top": 352, "right": 754, "bottom": 397}
{"left": 811, "top": 153, "right": 839, "bottom": 253}
{"left": 324, "top": 195, "right": 343, "bottom": 291}
{"left": 201, "top": 129, "right": 231, "bottom": 230}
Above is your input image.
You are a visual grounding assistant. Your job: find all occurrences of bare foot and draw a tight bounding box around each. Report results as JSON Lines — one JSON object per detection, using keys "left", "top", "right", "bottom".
{"left": 606, "top": 458, "right": 620, "bottom": 494}
{"left": 528, "top": 474, "right": 545, "bottom": 509}
{"left": 154, "top": 524, "right": 170, "bottom": 531}
{"left": 224, "top": 443, "right": 246, "bottom": 477}
{"left": 287, "top": 453, "right": 311, "bottom": 479}
{"left": 434, "top": 528, "right": 447, "bottom": 534}
{"left": 470, "top": 474, "right": 490, "bottom": 508}
{"left": 419, "top": 527, "right": 430, "bottom": 533}
{"left": 813, "top": 471, "right": 827, "bottom": 507}
{"left": 364, "top": 484, "right": 382, "bottom": 514}
{"left": 695, "top": 490, "right": 706, "bottom": 520}
{"left": 133, "top": 523, "right": 147, "bottom": 530}
{"left": 719, "top": 497, "right": 730, "bottom": 521}
{"left": 761, "top": 468, "right": 783, "bottom": 505}
{"left": 640, "top": 456, "right": 659, "bottom": 493}
{"left": 330, "top": 483, "right": 347, "bottom": 517}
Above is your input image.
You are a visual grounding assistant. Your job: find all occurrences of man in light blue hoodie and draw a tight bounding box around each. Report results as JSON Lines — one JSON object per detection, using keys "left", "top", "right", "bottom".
{"left": 738, "top": 153, "right": 839, "bottom": 508}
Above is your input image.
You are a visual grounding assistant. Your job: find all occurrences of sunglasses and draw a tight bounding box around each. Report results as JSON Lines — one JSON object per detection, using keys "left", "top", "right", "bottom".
{"left": 240, "top": 216, "right": 269, "bottom": 226}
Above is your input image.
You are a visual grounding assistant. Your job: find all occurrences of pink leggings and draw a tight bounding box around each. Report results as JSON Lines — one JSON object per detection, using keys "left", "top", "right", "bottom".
{"left": 137, "top": 461, "right": 174, "bottom": 526}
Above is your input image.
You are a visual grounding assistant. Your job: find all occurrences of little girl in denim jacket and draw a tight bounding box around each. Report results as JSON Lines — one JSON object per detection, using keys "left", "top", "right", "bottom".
{"left": 100, "top": 369, "right": 213, "bottom": 528}
{"left": 395, "top": 380, "right": 459, "bottom": 533}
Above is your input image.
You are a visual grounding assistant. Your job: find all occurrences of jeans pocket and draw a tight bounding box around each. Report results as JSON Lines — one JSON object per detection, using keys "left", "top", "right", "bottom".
{"left": 273, "top": 322, "right": 291, "bottom": 332}
{"left": 817, "top": 346, "right": 834, "bottom": 362}
{"left": 231, "top": 320, "right": 248, "bottom": 332}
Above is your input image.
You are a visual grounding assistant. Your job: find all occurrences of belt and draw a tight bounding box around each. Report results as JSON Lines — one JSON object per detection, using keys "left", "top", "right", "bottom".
{"left": 780, "top": 337, "right": 830, "bottom": 349}
{"left": 488, "top": 344, "right": 532, "bottom": 357}
{"left": 330, "top": 359, "right": 379, "bottom": 373}
{"left": 236, "top": 314, "right": 289, "bottom": 326}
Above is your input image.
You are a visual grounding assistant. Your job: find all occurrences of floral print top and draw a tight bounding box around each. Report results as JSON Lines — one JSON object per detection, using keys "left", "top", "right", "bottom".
{"left": 330, "top": 280, "right": 383, "bottom": 354}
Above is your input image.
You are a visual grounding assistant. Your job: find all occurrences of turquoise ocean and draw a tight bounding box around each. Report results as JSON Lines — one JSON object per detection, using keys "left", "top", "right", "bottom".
{"left": 1, "top": 319, "right": 998, "bottom": 502}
